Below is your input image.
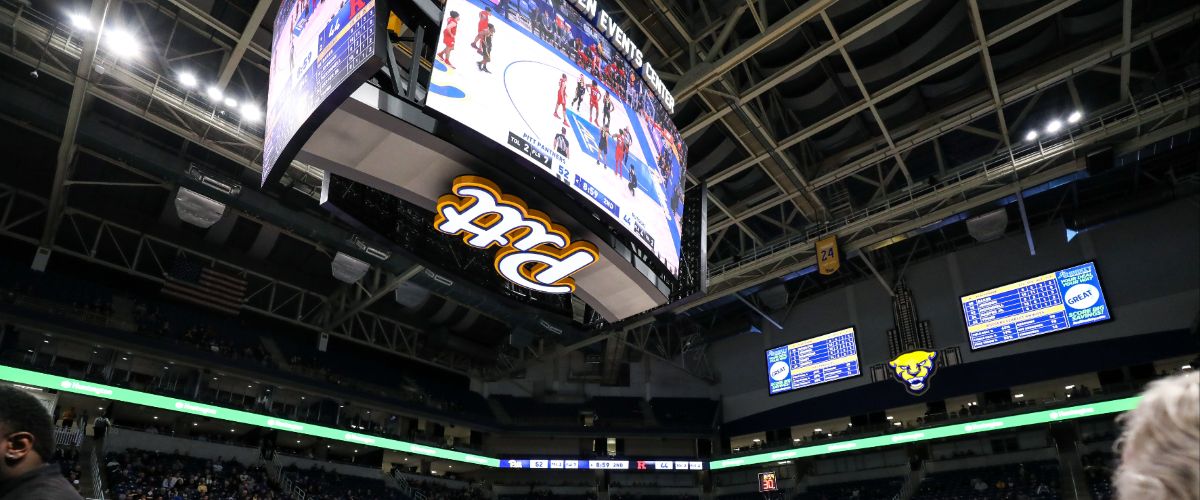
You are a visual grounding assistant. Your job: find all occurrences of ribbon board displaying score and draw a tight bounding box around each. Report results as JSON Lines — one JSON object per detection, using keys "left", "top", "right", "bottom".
{"left": 766, "top": 327, "right": 861, "bottom": 395}
{"left": 961, "top": 262, "right": 1111, "bottom": 350}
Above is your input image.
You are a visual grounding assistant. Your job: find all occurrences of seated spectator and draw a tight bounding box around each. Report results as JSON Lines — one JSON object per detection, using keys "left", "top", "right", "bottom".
{"left": 1114, "top": 371, "right": 1199, "bottom": 500}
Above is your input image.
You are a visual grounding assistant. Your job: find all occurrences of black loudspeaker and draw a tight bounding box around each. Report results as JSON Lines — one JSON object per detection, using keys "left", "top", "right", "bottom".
{"left": 1085, "top": 147, "right": 1115, "bottom": 176}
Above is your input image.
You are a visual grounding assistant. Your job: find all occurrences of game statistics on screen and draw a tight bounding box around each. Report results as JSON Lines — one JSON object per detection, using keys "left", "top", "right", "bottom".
{"left": 263, "top": 0, "right": 381, "bottom": 185}
{"left": 961, "top": 261, "right": 1111, "bottom": 350}
{"left": 765, "top": 327, "right": 862, "bottom": 396}
{"left": 424, "top": 0, "right": 688, "bottom": 276}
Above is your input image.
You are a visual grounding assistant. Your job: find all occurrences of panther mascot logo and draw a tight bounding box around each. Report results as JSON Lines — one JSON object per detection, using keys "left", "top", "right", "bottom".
{"left": 889, "top": 350, "right": 938, "bottom": 395}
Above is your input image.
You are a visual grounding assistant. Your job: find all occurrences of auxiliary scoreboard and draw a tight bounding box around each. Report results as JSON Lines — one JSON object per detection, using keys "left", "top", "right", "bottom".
{"left": 766, "top": 327, "right": 861, "bottom": 395}
{"left": 962, "top": 261, "right": 1110, "bottom": 350}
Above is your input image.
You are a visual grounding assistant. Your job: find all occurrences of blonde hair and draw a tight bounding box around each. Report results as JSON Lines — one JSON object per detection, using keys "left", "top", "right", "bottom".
{"left": 1115, "top": 371, "right": 1200, "bottom": 500}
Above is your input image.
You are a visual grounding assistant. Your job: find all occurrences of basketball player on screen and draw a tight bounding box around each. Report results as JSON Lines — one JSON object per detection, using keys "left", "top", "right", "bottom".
{"left": 470, "top": 7, "right": 490, "bottom": 53}
{"left": 437, "top": 11, "right": 459, "bottom": 69}
{"left": 613, "top": 127, "right": 627, "bottom": 179}
{"left": 554, "top": 74, "right": 569, "bottom": 123}
{"left": 554, "top": 127, "right": 570, "bottom": 158}
{"left": 571, "top": 75, "right": 586, "bottom": 111}
{"left": 598, "top": 126, "right": 610, "bottom": 167}
{"left": 602, "top": 91, "right": 613, "bottom": 128}
{"left": 588, "top": 79, "right": 601, "bottom": 123}
{"left": 476, "top": 24, "right": 494, "bottom": 73}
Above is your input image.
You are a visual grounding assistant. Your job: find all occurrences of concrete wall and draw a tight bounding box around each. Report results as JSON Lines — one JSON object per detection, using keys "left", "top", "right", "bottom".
{"left": 709, "top": 200, "right": 1200, "bottom": 422}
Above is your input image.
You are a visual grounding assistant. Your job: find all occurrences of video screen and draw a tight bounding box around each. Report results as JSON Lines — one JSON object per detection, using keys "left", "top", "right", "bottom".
{"left": 425, "top": 0, "right": 688, "bottom": 275}
{"left": 962, "top": 261, "right": 1111, "bottom": 350}
{"left": 766, "top": 327, "right": 861, "bottom": 395}
{"left": 263, "top": 0, "right": 378, "bottom": 184}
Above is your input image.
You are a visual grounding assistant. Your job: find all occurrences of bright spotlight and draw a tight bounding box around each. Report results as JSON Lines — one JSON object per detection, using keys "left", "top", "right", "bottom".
{"left": 68, "top": 13, "right": 93, "bottom": 31}
{"left": 223, "top": 97, "right": 238, "bottom": 108}
{"left": 240, "top": 103, "right": 262, "bottom": 122}
{"left": 104, "top": 28, "right": 140, "bottom": 58}
{"left": 1045, "top": 120, "right": 1063, "bottom": 134}
{"left": 178, "top": 71, "right": 198, "bottom": 88}
{"left": 1067, "top": 111, "right": 1083, "bottom": 124}
{"left": 206, "top": 86, "right": 223, "bottom": 101}
{"left": 1024, "top": 130, "right": 1038, "bottom": 141}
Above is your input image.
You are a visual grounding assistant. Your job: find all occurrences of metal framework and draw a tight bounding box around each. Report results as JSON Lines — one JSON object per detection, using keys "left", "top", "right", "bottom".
{"left": 0, "top": 182, "right": 477, "bottom": 374}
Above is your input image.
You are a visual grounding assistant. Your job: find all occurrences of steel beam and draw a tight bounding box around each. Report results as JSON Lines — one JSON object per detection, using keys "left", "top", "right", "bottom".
{"left": 704, "top": 7, "right": 1198, "bottom": 228}
{"left": 216, "top": 0, "right": 272, "bottom": 90}
{"left": 672, "top": 0, "right": 836, "bottom": 102}
{"left": 40, "top": 0, "right": 111, "bottom": 249}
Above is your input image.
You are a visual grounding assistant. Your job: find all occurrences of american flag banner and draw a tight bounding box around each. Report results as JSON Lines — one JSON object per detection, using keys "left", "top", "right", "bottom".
{"left": 162, "top": 255, "right": 246, "bottom": 315}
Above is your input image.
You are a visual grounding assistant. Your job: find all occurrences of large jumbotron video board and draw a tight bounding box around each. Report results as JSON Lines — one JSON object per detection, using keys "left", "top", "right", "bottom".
{"left": 425, "top": 0, "right": 688, "bottom": 275}
{"left": 263, "top": 0, "right": 382, "bottom": 185}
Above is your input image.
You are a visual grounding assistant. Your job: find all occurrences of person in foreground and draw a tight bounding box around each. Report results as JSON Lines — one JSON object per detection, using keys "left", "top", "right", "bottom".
{"left": 1115, "top": 371, "right": 1199, "bottom": 500}
{"left": 0, "top": 385, "right": 83, "bottom": 500}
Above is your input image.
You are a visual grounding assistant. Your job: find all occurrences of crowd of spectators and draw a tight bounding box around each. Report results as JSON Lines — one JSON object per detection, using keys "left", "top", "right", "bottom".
{"left": 911, "top": 461, "right": 1060, "bottom": 500}
{"left": 54, "top": 446, "right": 85, "bottom": 494}
{"left": 103, "top": 449, "right": 282, "bottom": 499}
{"left": 1082, "top": 451, "right": 1116, "bottom": 500}
{"left": 795, "top": 476, "right": 904, "bottom": 500}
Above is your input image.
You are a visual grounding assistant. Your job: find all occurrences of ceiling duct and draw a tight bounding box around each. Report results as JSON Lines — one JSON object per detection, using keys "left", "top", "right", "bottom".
{"left": 174, "top": 187, "right": 226, "bottom": 229}
{"left": 967, "top": 208, "right": 1009, "bottom": 242}
{"left": 330, "top": 252, "right": 370, "bottom": 284}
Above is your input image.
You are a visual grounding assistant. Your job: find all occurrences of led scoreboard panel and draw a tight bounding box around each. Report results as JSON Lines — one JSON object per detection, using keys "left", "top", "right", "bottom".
{"left": 766, "top": 327, "right": 861, "bottom": 395}
{"left": 962, "top": 262, "right": 1111, "bottom": 350}
{"left": 498, "top": 459, "right": 703, "bottom": 470}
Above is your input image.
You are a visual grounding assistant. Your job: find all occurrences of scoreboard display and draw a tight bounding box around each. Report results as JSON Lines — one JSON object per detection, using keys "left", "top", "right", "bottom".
{"left": 962, "top": 261, "right": 1111, "bottom": 350}
{"left": 498, "top": 459, "right": 703, "bottom": 471}
{"left": 766, "top": 327, "right": 861, "bottom": 395}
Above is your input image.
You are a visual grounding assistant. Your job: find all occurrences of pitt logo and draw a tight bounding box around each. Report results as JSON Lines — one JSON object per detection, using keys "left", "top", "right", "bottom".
{"left": 889, "top": 350, "right": 939, "bottom": 396}
{"left": 434, "top": 176, "right": 599, "bottom": 294}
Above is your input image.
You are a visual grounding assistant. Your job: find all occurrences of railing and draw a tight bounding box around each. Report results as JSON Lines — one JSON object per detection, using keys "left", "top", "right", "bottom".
{"left": 89, "top": 447, "right": 105, "bottom": 500}
{"left": 708, "top": 77, "right": 1200, "bottom": 282}
{"left": 54, "top": 428, "right": 84, "bottom": 448}
{"left": 390, "top": 467, "right": 429, "bottom": 500}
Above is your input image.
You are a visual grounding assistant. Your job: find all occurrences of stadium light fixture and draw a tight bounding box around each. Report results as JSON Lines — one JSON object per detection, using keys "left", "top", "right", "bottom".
{"left": 1025, "top": 130, "right": 1038, "bottom": 141}
{"left": 68, "top": 13, "right": 93, "bottom": 31}
{"left": 1045, "top": 120, "right": 1063, "bottom": 134}
{"left": 178, "top": 71, "right": 198, "bottom": 88}
{"left": 120, "top": 357, "right": 127, "bottom": 360}
{"left": 793, "top": 438, "right": 800, "bottom": 442}
{"left": 886, "top": 416, "right": 894, "bottom": 420}
{"left": 1014, "top": 393, "right": 1024, "bottom": 398}
{"left": 153, "top": 416, "right": 158, "bottom": 420}
{"left": 206, "top": 86, "right": 223, "bottom": 101}
{"left": 751, "top": 438, "right": 760, "bottom": 442}
{"left": 814, "top": 428, "right": 822, "bottom": 433}
{"left": 1064, "top": 385, "right": 1075, "bottom": 390}
{"left": 1067, "top": 111, "right": 1083, "bottom": 123}
{"left": 192, "top": 423, "right": 198, "bottom": 426}
{"left": 43, "top": 340, "right": 48, "bottom": 343}
{"left": 893, "top": 422, "right": 902, "bottom": 426}
{"left": 1183, "top": 365, "right": 1193, "bottom": 370}
{"left": 104, "top": 28, "right": 140, "bottom": 58}
{"left": 224, "top": 97, "right": 238, "bottom": 108}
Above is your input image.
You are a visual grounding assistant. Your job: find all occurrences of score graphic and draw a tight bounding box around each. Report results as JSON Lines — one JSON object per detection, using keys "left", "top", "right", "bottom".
{"left": 434, "top": 176, "right": 599, "bottom": 294}
{"left": 962, "top": 262, "right": 1111, "bottom": 349}
{"left": 766, "top": 327, "right": 861, "bottom": 395}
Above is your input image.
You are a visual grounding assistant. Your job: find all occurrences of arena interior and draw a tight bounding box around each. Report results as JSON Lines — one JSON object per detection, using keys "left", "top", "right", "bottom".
{"left": 0, "top": 0, "right": 1197, "bottom": 498}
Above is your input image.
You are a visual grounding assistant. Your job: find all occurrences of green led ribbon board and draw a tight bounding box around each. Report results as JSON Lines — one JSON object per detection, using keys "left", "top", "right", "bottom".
{"left": 709, "top": 396, "right": 1139, "bottom": 470}
{"left": 0, "top": 365, "right": 499, "bottom": 467}
{"left": 0, "top": 364, "right": 1140, "bottom": 471}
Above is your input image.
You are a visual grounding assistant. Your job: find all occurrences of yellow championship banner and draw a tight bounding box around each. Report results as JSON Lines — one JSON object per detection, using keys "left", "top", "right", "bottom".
{"left": 816, "top": 235, "right": 840, "bottom": 275}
